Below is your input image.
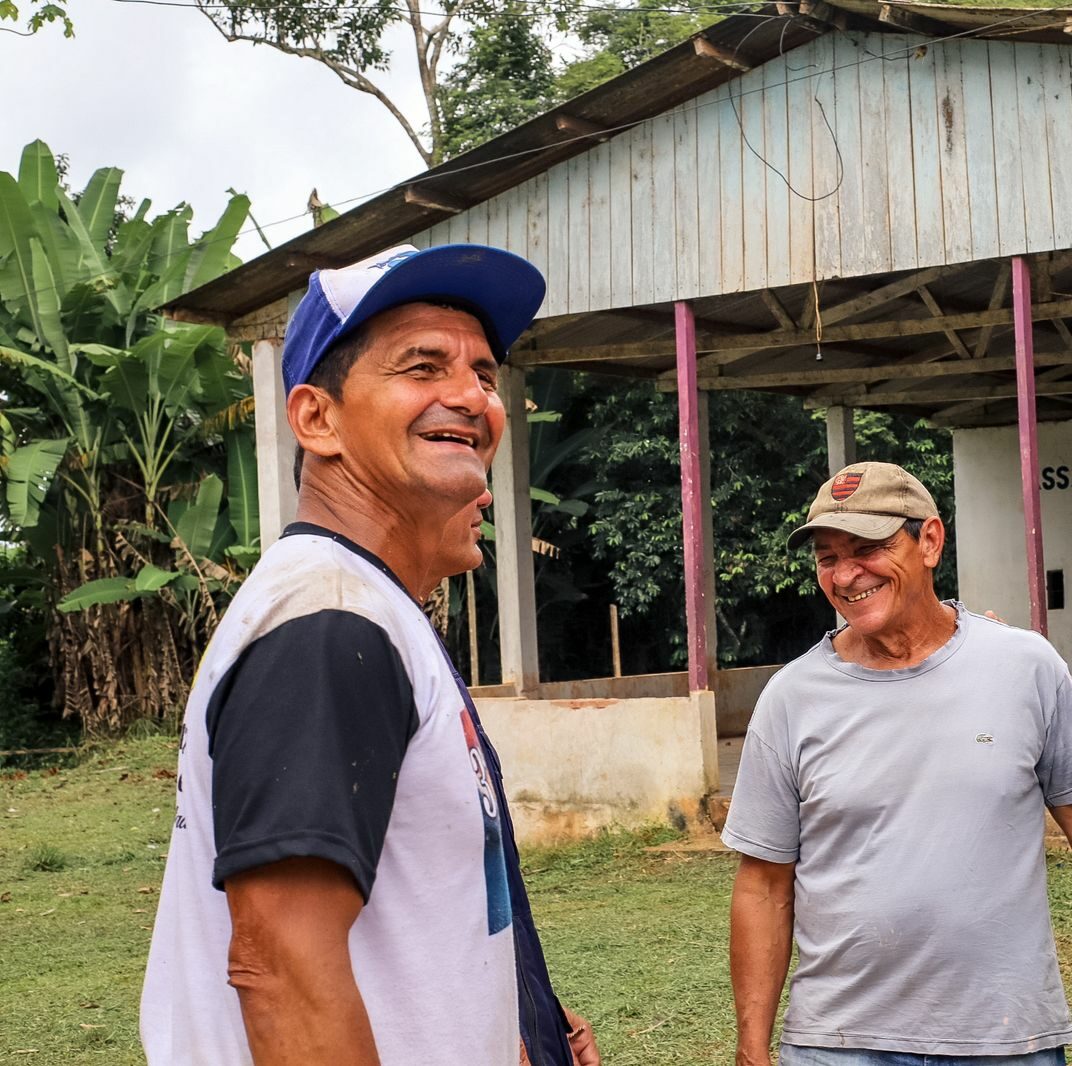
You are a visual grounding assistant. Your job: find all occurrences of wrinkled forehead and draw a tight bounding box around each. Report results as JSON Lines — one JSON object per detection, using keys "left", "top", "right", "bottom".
{"left": 366, "top": 299, "right": 494, "bottom": 348}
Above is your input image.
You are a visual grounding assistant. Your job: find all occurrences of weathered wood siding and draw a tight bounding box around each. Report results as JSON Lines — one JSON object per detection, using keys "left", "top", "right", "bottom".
{"left": 409, "top": 33, "right": 1072, "bottom": 316}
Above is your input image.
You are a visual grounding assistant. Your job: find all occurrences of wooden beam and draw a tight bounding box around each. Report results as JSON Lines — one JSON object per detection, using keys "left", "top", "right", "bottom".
{"left": 403, "top": 185, "right": 467, "bottom": 215}
{"left": 804, "top": 379, "right": 1072, "bottom": 409}
{"left": 678, "top": 265, "right": 957, "bottom": 373}
{"left": 760, "top": 289, "right": 798, "bottom": 330}
{"left": 974, "top": 262, "right": 1011, "bottom": 358}
{"left": 554, "top": 114, "right": 610, "bottom": 141}
{"left": 167, "top": 306, "right": 231, "bottom": 327}
{"left": 695, "top": 350, "right": 1071, "bottom": 390}
{"left": 799, "top": 0, "right": 848, "bottom": 27}
{"left": 879, "top": 3, "right": 950, "bottom": 35}
{"left": 1013, "top": 256, "right": 1048, "bottom": 636}
{"left": 917, "top": 284, "right": 971, "bottom": 359}
{"left": 683, "top": 296, "right": 1072, "bottom": 358}
{"left": 528, "top": 293, "right": 1072, "bottom": 370}
{"left": 929, "top": 364, "right": 1072, "bottom": 424}
{"left": 692, "top": 35, "right": 753, "bottom": 70}
{"left": 1054, "top": 319, "right": 1072, "bottom": 351}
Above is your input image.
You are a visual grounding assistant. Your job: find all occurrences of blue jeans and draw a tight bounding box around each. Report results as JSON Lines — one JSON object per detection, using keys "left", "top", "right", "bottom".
{"left": 779, "top": 1045, "right": 1066, "bottom": 1066}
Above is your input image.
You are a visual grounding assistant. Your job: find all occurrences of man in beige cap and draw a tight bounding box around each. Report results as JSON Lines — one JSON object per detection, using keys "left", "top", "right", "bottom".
{"left": 723, "top": 461, "right": 1072, "bottom": 1066}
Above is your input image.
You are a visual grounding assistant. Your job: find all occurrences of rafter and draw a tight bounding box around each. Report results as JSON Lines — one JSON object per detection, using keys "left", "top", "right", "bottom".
{"left": 760, "top": 289, "right": 798, "bottom": 330}
{"left": 804, "top": 378, "right": 1072, "bottom": 410}
{"left": 974, "top": 262, "right": 1011, "bottom": 358}
{"left": 917, "top": 284, "right": 970, "bottom": 359}
{"left": 930, "top": 364, "right": 1072, "bottom": 425}
{"left": 690, "top": 350, "right": 1072, "bottom": 392}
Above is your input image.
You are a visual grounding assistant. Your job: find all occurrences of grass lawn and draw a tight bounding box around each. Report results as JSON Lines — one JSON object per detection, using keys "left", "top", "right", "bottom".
{"left": 4, "top": 735, "right": 1072, "bottom": 1064}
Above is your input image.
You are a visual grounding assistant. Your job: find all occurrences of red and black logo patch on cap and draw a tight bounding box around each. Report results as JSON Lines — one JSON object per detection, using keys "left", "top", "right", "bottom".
{"left": 831, "top": 471, "right": 864, "bottom": 501}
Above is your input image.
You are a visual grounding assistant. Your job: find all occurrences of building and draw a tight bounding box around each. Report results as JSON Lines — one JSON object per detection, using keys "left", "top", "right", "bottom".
{"left": 166, "top": 0, "right": 1072, "bottom": 839}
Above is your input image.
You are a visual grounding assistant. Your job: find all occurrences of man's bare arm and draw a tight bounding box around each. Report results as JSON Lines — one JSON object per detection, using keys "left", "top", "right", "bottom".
{"left": 730, "top": 855, "right": 796, "bottom": 1066}
{"left": 1049, "top": 803, "right": 1072, "bottom": 847}
{"left": 225, "top": 856, "right": 380, "bottom": 1066}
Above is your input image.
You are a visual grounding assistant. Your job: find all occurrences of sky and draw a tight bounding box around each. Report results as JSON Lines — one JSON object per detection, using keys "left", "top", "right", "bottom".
{"left": 1, "top": 0, "right": 430, "bottom": 261}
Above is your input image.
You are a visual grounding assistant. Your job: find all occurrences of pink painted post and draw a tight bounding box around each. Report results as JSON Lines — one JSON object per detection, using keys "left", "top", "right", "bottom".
{"left": 675, "top": 300, "right": 709, "bottom": 691}
{"left": 1012, "top": 256, "right": 1048, "bottom": 637}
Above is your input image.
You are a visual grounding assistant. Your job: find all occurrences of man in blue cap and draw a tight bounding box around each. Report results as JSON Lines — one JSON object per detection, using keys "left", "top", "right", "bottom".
{"left": 142, "top": 244, "right": 600, "bottom": 1066}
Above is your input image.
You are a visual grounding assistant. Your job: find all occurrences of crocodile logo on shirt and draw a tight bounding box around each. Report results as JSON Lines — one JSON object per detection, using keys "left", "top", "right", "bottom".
{"left": 975, "top": 732, "right": 995, "bottom": 744}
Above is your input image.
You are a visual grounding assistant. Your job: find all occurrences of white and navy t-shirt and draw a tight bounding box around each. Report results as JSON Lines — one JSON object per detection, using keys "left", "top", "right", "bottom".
{"left": 141, "top": 525, "right": 518, "bottom": 1066}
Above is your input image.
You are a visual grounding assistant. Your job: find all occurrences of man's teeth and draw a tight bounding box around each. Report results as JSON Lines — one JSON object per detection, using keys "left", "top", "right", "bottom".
{"left": 845, "top": 585, "right": 883, "bottom": 603}
{"left": 424, "top": 433, "right": 474, "bottom": 446}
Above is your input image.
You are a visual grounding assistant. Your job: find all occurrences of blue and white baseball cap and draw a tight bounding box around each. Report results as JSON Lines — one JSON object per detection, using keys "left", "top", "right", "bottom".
{"left": 281, "top": 243, "right": 546, "bottom": 394}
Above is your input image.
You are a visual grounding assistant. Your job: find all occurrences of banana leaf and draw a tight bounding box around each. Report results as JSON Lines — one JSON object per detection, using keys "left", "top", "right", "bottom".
{"left": 226, "top": 431, "right": 259, "bottom": 548}
{"left": 57, "top": 575, "right": 144, "bottom": 612}
{"left": 175, "top": 474, "right": 224, "bottom": 560}
{"left": 4, "top": 436, "right": 69, "bottom": 528}
{"left": 134, "top": 563, "right": 178, "bottom": 592}
{"left": 76, "top": 166, "right": 123, "bottom": 251}
{"left": 17, "top": 140, "right": 59, "bottom": 211}
{"left": 184, "top": 194, "right": 250, "bottom": 293}
{"left": 0, "top": 173, "right": 44, "bottom": 335}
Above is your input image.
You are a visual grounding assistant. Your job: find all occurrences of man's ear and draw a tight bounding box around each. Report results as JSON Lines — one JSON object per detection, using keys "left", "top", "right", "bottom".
{"left": 287, "top": 384, "right": 343, "bottom": 459}
{"left": 920, "top": 515, "right": 945, "bottom": 570}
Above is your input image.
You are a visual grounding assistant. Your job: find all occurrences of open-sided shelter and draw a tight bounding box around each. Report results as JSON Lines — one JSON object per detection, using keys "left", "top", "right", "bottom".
{"left": 165, "top": 0, "right": 1072, "bottom": 838}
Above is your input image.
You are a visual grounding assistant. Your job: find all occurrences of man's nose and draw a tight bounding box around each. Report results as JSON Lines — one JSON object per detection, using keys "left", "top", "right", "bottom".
{"left": 440, "top": 366, "right": 490, "bottom": 415}
{"left": 832, "top": 556, "right": 862, "bottom": 586}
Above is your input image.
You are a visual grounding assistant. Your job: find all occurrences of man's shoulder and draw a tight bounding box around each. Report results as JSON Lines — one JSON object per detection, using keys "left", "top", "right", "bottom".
{"left": 960, "top": 605, "right": 1067, "bottom": 665}
{"left": 762, "top": 638, "right": 830, "bottom": 690}
{"left": 204, "top": 534, "right": 421, "bottom": 679}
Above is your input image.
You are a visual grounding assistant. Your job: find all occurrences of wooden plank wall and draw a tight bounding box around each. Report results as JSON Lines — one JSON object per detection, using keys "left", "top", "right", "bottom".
{"left": 410, "top": 33, "right": 1072, "bottom": 317}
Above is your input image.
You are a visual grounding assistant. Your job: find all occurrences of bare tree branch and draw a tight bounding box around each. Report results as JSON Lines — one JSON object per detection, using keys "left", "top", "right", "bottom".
{"left": 194, "top": 2, "right": 433, "bottom": 166}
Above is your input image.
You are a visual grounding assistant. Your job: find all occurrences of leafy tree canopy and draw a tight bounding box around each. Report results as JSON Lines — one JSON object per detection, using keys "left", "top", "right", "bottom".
{"left": 0, "top": 0, "right": 72, "bottom": 37}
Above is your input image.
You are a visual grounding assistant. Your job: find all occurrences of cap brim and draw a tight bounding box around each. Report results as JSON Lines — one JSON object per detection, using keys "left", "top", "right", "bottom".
{"left": 335, "top": 244, "right": 546, "bottom": 363}
{"left": 786, "top": 513, "right": 907, "bottom": 551}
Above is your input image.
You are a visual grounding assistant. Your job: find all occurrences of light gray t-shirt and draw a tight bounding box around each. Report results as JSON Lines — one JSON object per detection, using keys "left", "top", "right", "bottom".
{"left": 722, "top": 603, "right": 1072, "bottom": 1056}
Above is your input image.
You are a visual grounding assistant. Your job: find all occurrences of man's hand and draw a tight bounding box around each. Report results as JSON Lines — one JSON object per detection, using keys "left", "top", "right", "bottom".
{"left": 730, "top": 855, "right": 796, "bottom": 1066}
{"left": 225, "top": 856, "right": 379, "bottom": 1066}
{"left": 562, "top": 1005, "right": 601, "bottom": 1066}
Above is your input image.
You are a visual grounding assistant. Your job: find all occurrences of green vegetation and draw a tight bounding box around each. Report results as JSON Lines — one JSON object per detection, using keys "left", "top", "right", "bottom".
{"left": 0, "top": 141, "right": 258, "bottom": 736}
{"left": 4, "top": 739, "right": 1072, "bottom": 1064}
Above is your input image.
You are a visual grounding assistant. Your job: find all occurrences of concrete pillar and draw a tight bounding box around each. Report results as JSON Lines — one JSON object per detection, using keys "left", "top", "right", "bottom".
{"left": 491, "top": 363, "right": 539, "bottom": 695}
{"left": 826, "top": 405, "right": 857, "bottom": 475}
{"left": 696, "top": 392, "right": 719, "bottom": 685}
{"left": 252, "top": 337, "right": 297, "bottom": 549}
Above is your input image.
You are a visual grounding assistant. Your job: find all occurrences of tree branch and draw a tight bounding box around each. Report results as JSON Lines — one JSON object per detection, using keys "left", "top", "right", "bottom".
{"left": 193, "top": 4, "right": 433, "bottom": 167}
{"left": 404, "top": 0, "right": 442, "bottom": 162}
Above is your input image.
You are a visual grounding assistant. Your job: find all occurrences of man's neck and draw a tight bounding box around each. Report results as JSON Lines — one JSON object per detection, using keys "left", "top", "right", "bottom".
{"left": 295, "top": 484, "right": 449, "bottom": 603}
{"left": 833, "top": 598, "right": 957, "bottom": 670}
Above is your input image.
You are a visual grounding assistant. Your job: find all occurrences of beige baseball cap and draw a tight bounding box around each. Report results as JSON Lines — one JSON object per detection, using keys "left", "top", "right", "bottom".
{"left": 787, "top": 461, "right": 939, "bottom": 550}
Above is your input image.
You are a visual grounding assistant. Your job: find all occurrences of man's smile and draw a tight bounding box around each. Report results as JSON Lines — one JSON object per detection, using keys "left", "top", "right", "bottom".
{"left": 417, "top": 427, "right": 480, "bottom": 448}
{"left": 842, "top": 582, "right": 886, "bottom": 604}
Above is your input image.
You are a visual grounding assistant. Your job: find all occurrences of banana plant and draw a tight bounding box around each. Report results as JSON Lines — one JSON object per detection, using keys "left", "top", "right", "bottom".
{"left": 0, "top": 139, "right": 259, "bottom": 732}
